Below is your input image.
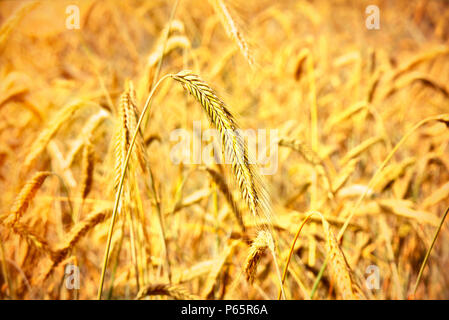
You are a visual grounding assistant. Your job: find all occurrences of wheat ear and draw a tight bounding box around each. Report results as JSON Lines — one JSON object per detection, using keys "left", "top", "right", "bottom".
{"left": 244, "top": 230, "right": 270, "bottom": 284}
{"left": 57, "top": 210, "right": 107, "bottom": 256}
{"left": 80, "top": 142, "right": 95, "bottom": 200}
{"left": 321, "top": 217, "right": 364, "bottom": 299}
{"left": 172, "top": 71, "right": 270, "bottom": 221}
{"left": 114, "top": 81, "right": 149, "bottom": 192}
{"left": 113, "top": 90, "right": 131, "bottom": 192}
{"left": 8, "top": 171, "right": 52, "bottom": 225}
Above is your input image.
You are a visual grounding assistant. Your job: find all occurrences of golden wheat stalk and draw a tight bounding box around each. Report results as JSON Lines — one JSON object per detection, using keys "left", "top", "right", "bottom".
{"left": 172, "top": 71, "right": 270, "bottom": 221}
{"left": 243, "top": 228, "right": 286, "bottom": 299}
{"left": 136, "top": 283, "right": 198, "bottom": 300}
{"left": 114, "top": 81, "right": 148, "bottom": 192}
{"left": 123, "top": 81, "right": 149, "bottom": 175}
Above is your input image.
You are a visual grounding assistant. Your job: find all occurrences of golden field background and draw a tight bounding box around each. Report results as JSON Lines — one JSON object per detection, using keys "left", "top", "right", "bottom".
{"left": 0, "top": 0, "right": 449, "bottom": 300}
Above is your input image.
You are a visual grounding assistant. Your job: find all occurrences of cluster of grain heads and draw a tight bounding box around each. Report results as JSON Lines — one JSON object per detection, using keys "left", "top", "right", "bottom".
{"left": 101, "top": 69, "right": 278, "bottom": 299}
{"left": 171, "top": 70, "right": 283, "bottom": 297}
{"left": 14, "top": 210, "right": 107, "bottom": 289}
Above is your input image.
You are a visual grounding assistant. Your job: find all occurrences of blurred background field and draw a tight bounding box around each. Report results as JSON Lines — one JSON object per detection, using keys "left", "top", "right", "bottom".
{"left": 0, "top": 0, "right": 449, "bottom": 300}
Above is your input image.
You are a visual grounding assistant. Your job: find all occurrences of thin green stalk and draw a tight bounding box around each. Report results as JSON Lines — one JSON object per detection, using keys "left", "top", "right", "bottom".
{"left": 97, "top": 74, "right": 172, "bottom": 300}
{"left": 310, "top": 256, "right": 328, "bottom": 299}
{"left": 412, "top": 205, "right": 449, "bottom": 296}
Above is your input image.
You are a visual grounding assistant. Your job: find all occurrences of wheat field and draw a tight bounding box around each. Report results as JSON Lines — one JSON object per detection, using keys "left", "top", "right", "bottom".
{"left": 1, "top": 0, "right": 449, "bottom": 300}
